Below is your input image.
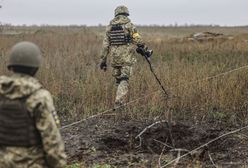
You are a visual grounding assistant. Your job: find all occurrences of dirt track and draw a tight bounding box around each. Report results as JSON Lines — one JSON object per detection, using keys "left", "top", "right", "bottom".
{"left": 61, "top": 117, "right": 248, "bottom": 167}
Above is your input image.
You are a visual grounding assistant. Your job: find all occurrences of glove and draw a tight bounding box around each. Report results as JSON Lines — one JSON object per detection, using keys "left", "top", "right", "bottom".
{"left": 136, "top": 44, "right": 145, "bottom": 56}
{"left": 136, "top": 44, "right": 153, "bottom": 58}
{"left": 100, "top": 61, "right": 107, "bottom": 71}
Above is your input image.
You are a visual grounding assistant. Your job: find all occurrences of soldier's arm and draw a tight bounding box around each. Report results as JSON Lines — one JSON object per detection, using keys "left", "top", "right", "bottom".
{"left": 28, "top": 89, "right": 67, "bottom": 168}
{"left": 127, "top": 23, "right": 144, "bottom": 46}
{"left": 100, "top": 26, "right": 111, "bottom": 63}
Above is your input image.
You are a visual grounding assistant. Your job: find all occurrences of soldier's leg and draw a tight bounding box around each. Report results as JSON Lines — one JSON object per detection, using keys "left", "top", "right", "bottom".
{"left": 115, "top": 78, "right": 129, "bottom": 105}
{"left": 112, "top": 66, "right": 124, "bottom": 115}
{"left": 115, "top": 66, "right": 132, "bottom": 105}
{"left": 112, "top": 66, "right": 122, "bottom": 86}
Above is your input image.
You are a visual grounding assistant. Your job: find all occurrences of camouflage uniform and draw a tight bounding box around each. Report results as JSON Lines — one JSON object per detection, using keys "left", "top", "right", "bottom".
{"left": 100, "top": 6, "right": 143, "bottom": 105}
{"left": 0, "top": 41, "right": 66, "bottom": 168}
{"left": 0, "top": 73, "right": 66, "bottom": 168}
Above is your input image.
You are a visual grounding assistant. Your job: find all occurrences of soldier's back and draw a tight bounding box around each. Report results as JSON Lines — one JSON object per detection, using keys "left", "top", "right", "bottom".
{"left": 0, "top": 74, "right": 48, "bottom": 168}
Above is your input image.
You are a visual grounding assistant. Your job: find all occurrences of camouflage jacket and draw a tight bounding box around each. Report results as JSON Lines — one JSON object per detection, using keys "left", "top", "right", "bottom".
{"left": 100, "top": 15, "right": 143, "bottom": 66}
{"left": 0, "top": 73, "right": 66, "bottom": 168}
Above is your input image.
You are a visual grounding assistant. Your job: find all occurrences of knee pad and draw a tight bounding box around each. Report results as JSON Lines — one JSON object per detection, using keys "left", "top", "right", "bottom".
{"left": 119, "top": 76, "right": 129, "bottom": 81}
{"left": 116, "top": 76, "right": 129, "bottom": 85}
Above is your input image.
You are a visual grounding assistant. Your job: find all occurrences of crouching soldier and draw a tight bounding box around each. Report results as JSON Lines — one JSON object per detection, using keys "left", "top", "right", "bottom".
{"left": 0, "top": 42, "right": 67, "bottom": 168}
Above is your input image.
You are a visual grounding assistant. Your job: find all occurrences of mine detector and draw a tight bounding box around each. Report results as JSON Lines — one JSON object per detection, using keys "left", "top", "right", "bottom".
{"left": 136, "top": 45, "right": 174, "bottom": 145}
{"left": 136, "top": 44, "right": 171, "bottom": 99}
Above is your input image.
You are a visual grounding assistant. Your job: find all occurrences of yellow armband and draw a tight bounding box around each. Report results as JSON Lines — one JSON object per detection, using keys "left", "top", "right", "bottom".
{"left": 132, "top": 32, "right": 140, "bottom": 38}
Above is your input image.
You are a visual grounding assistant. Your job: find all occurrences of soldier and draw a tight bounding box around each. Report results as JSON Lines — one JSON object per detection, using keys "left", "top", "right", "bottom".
{"left": 100, "top": 5, "right": 145, "bottom": 108}
{"left": 0, "top": 42, "right": 67, "bottom": 168}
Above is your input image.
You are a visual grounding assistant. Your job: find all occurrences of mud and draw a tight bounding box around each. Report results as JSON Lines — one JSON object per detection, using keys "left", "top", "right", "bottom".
{"left": 61, "top": 117, "right": 248, "bottom": 167}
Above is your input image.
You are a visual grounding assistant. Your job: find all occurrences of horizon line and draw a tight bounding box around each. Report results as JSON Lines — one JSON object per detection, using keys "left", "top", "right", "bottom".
{"left": 1, "top": 23, "right": 248, "bottom": 28}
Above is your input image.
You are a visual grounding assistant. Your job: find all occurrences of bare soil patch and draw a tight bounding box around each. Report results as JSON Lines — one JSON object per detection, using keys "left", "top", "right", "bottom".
{"left": 62, "top": 117, "right": 248, "bottom": 167}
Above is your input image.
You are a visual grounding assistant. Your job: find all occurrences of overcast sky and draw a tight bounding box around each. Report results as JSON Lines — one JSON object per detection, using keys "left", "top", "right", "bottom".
{"left": 0, "top": 0, "right": 247, "bottom": 26}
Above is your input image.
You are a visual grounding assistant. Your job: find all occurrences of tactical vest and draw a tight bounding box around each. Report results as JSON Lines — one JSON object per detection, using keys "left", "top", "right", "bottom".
{"left": 0, "top": 94, "right": 42, "bottom": 147}
{"left": 109, "top": 24, "right": 132, "bottom": 46}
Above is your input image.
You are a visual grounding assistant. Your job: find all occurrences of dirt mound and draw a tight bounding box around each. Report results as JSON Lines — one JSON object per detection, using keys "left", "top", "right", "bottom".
{"left": 61, "top": 118, "right": 248, "bottom": 167}
{"left": 186, "top": 32, "right": 232, "bottom": 42}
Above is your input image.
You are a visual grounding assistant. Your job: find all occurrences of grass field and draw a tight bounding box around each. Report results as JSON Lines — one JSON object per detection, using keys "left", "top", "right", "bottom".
{"left": 1, "top": 25, "right": 248, "bottom": 125}
{"left": 1, "top": 25, "right": 248, "bottom": 167}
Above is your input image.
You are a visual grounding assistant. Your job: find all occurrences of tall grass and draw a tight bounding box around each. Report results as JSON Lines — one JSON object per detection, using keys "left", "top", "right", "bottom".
{"left": 1, "top": 26, "right": 248, "bottom": 124}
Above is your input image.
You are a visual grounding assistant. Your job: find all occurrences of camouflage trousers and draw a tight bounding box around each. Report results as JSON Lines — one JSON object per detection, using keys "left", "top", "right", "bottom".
{"left": 0, "top": 147, "right": 48, "bottom": 168}
{"left": 112, "top": 65, "right": 133, "bottom": 105}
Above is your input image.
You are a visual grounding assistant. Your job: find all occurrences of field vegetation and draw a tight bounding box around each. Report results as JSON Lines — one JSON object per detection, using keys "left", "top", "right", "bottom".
{"left": 1, "top": 25, "right": 248, "bottom": 167}
{"left": 1, "top": 25, "right": 248, "bottom": 125}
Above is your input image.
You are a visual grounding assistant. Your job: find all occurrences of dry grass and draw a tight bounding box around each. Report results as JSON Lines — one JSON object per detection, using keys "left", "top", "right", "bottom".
{"left": 1, "top": 26, "right": 248, "bottom": 124}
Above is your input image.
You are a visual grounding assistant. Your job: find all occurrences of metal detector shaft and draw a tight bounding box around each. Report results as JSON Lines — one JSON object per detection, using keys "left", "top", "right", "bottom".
{"left": 143, "top": 55, "right": 170, "bottom": 98}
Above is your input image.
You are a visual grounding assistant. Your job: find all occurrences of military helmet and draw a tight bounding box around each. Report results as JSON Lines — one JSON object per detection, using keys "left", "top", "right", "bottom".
{"left": 114, "top": 5, "right": 129, "bottom": 17}
{"left": 8, "top": 41, "right": 42, "bottom": 69}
